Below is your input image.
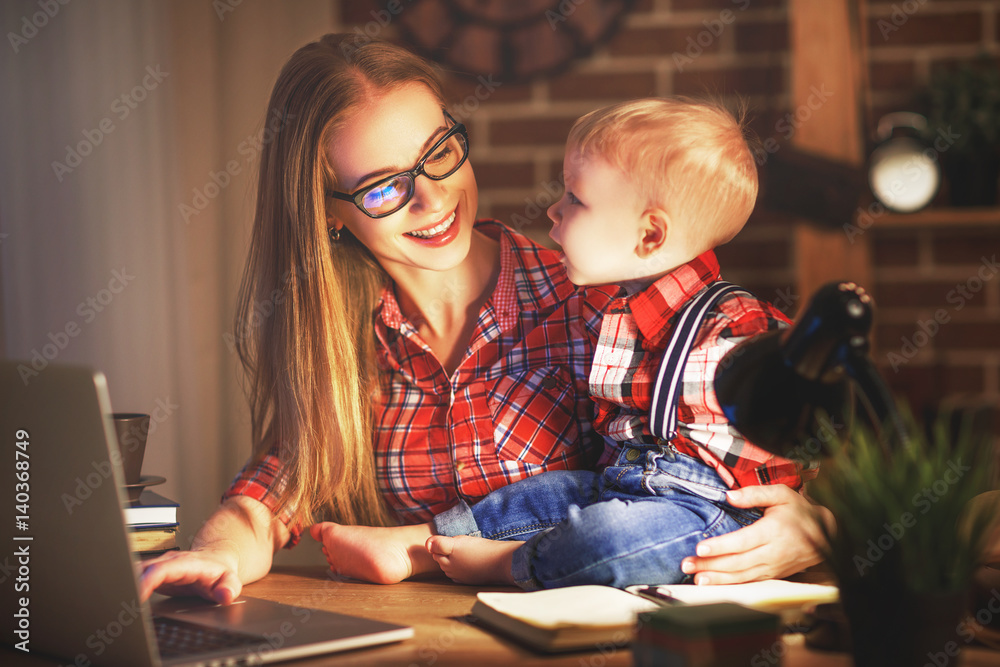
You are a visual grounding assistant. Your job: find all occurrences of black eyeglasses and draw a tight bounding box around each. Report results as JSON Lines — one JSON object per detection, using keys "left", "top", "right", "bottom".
{"left": 326, "top": 111, "right": 469, "bottom": 219}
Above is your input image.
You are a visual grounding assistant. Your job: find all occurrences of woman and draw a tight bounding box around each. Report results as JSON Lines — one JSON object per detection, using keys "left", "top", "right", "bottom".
{"left": 139, "top": 33, "right": 824, "bottom": 604}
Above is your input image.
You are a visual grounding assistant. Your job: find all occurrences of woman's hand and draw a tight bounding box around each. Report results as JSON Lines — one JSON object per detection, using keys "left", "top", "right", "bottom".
{"left": 137, "top": 547, "right": 243, "bottom": 604}
{"left": 681, "top": 485, "right": 833, "bottom": 584}
{"left": 135, "top": 496, "right": 286, "bottom": 603}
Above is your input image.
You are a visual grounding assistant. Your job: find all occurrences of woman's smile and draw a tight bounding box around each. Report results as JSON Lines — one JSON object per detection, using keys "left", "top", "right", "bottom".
{"left": 405, "top": 209, "right": 457, "bottom": 241}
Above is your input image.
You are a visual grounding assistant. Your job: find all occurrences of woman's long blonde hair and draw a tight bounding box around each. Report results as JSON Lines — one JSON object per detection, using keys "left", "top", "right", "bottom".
{"left": 233, "top": 34, "right": 446, "bottom": 528}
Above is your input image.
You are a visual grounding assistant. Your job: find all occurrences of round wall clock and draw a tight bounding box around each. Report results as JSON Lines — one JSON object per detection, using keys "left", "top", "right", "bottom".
{"left": 397, "top": 0, "right": 635, "bottom": 83}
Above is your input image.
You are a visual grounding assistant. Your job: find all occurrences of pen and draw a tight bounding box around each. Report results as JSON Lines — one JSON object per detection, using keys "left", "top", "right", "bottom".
{"left": 633, "top": 585, "right": 683, "bottom": 606}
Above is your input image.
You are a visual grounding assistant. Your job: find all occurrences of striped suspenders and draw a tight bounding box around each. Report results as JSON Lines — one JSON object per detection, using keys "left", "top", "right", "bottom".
{"left": 648, "top": 281, "right": 744, "bottom": 443}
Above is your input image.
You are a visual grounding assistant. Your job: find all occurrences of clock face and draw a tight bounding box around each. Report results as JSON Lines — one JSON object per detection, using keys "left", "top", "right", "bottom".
{"left": 398, "top": 0, "right": 634, "bottom": 83}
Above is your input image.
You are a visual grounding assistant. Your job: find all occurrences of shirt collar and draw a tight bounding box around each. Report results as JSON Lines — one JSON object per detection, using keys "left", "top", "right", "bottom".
{"left": 481, "top": 221, "right": 518, "bottom": 333}
{"left": 627, "top": 249, "right": 721, "bottom": 347}
{"left": 376, "top": 286, "right": 405, "bottom": 332}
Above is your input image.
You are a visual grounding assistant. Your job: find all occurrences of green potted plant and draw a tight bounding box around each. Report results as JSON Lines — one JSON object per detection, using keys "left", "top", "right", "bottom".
{"left": 808, "top": 406, "right": 999, "bottom": 667}
{"left": 922, "top": 54, "right": 1000, "bottom": 207}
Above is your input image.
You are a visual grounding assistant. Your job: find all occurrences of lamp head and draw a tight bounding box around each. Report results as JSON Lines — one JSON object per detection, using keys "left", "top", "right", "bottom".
{"left": 715, "top": 282, "right": 874, "bottom": 457}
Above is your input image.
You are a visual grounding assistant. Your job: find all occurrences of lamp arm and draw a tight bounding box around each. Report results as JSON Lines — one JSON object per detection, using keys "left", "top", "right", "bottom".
{"left": 844, "top": 354, "right": 906, "bottom": 458}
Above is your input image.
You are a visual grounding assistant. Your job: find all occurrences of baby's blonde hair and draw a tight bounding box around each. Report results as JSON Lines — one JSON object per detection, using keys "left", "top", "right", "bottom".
{"left": 567, "top": 97, "right": 759, "bottom": 249}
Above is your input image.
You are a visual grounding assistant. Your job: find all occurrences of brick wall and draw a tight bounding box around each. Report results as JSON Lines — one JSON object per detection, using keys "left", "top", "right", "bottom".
{"left": 336, "top": 0, "right": 1000, "bottom": 429}
{"left": 464, "top": 0, "right": 789, "bottom": 260}
{"left": 867, "top": 0, "right": 999, "bottom": 125}
{"left": 338, "top": 0, "right": 798, "bottom": 298}
{"left": 872, "top": 223, "right": 1000, "bottom": 434}
{"left": 864, "top": 0, "right": 1000, "bottom": 433}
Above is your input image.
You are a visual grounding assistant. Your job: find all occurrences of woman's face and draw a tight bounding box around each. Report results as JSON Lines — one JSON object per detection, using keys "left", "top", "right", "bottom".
{"left": 326, "top": 84, "right": 478, "bottom": 275}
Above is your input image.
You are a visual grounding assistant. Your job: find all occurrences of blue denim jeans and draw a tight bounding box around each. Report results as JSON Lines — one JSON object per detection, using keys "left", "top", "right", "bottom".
{"left": 433, "top": 443, "right": 762, "bottom": 590}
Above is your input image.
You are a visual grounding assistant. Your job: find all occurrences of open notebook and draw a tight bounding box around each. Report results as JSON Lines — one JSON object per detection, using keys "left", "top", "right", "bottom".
{"left": 471, "top": 580, "right": 838, "bottom": 652}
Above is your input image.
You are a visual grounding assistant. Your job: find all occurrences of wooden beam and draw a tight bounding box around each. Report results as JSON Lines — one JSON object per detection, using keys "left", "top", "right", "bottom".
{"left": 787, "top": 0, "right": 872, "bottom": 304}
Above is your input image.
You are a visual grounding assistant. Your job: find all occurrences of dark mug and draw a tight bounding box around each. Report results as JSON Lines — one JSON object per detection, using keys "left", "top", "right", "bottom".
{"left": 112, "top": 412, "right": 150, "bottom": 485}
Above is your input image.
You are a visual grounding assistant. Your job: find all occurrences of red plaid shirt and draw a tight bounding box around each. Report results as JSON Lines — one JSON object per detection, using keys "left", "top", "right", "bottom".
{"left": 592, "top": 250, "right": 805, "bottom": 490}
{"left": 224, "top": 221, "right": 615, "bottom": 545}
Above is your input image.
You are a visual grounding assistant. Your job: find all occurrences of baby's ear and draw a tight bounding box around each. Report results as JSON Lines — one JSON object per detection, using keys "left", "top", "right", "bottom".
{"left": 635, "top": 208, "right": 669, "bottom": 259}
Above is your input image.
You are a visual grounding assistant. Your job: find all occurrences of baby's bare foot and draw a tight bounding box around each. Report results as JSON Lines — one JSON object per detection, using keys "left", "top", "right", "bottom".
{"left": 309, "top": 522, "right": 438, "bottom": 584}
{"left": 425, "top": 535, "right": 521, "bottom": 585}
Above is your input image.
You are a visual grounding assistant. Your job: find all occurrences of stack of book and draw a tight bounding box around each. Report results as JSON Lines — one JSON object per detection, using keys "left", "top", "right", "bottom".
{"left": 124, "top": 490, "right": 179, "bottom": 559}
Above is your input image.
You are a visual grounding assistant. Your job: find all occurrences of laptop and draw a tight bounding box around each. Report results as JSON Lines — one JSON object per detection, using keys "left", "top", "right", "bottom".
{"left": 0, "top": 361, "right": 413, "bottom": 666}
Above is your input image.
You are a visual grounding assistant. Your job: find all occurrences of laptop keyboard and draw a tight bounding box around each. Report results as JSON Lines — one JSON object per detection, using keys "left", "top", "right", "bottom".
{"left": 154, "top": 615, "right": 267, "bottom": 661}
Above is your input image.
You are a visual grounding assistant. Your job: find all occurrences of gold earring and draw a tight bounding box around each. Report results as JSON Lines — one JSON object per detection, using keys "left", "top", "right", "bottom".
{"left": 329, "top": 227, "right": 341, "bottom": 243}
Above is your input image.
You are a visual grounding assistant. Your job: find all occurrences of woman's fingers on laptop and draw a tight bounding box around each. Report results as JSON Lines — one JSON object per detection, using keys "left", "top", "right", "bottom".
{"left": 138, "top": 550, "right": 242, "bottom": 604}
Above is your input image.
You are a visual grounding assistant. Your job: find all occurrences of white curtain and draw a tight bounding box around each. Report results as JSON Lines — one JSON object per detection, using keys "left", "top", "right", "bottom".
{"left": 0, "top": 0, "right": 336, "bottom": 564}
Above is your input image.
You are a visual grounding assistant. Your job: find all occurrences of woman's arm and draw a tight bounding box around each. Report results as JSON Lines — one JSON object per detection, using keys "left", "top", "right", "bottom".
{"left": 680, "top": 485, "right": 834, "bottom": 584}
{"left": 137, "top": 495, "right": 291, "bottom": 603}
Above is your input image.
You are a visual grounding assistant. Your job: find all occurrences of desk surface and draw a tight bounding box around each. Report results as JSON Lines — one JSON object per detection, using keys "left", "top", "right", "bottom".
{"left": 6, "top": 566, "right": 1000, "bottom": 666}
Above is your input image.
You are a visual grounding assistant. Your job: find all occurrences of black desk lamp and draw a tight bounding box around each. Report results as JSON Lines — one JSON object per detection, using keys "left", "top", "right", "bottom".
{"left": 715, "top": 282, "right": 905, "bottom": 459}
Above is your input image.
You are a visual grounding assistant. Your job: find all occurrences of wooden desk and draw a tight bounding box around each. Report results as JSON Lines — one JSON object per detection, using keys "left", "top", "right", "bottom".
{"left": 5, "top": 566, "right": 1000, "bottom": 665}
{"left": 214, "top": 566, "right": 856, "bottom": 667}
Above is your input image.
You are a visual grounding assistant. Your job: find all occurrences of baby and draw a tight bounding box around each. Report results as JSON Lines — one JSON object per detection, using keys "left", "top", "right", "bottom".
{"left": 423, "top": 97, "right": 805, "bottom": 589}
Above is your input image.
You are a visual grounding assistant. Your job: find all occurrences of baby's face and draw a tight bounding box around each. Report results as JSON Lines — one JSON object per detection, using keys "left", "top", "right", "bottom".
{"left": 547, "top": 150, "right": 647, "bottom": 286}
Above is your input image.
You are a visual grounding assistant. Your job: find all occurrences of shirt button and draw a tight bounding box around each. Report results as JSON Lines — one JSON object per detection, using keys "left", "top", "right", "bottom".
{"left": 624, "top": 448, "right": 641, "bottom": 462}
{"left": 541, "top": 376, "right": 558, "bottom": 390}
{"left": 454, "top": 460, "right": 466, "bottom": 471}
